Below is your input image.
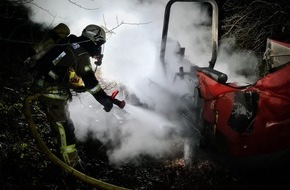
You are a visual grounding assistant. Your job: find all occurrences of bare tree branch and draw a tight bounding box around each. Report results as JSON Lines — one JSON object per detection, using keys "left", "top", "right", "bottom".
{"left": 67, "top": 0, "right": 99, "bottom": 10}
{"left": 101, "top": 15, "right": 152, "bottom": 36}
{"left": 107, "top": 20, "right": 152, "bottom": 34}
{"left": 24, "top": 1, "right": 57, "bottom": 18}
{"left": 221, "top": 0, "right": 290, "bottom": 56}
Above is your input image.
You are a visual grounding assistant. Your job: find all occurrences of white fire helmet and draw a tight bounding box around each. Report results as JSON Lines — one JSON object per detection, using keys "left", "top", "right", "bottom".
{"left": 82, "top": 25, "right": 106, "bottom": 45}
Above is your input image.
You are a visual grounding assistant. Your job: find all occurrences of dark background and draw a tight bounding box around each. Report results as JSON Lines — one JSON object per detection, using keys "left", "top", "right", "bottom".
{"left": 1, "top": 0, "right": 290, "bottom": 189}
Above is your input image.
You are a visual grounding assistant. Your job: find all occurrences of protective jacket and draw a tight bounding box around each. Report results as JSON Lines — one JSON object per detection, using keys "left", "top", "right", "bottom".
{"left": 33, "top": 34, "right": 112, "bottom": 111}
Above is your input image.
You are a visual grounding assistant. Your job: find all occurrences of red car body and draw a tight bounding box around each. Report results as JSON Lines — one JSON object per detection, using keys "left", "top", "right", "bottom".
{"left": 197, "top": 40, "right": 290, "bottom": 157}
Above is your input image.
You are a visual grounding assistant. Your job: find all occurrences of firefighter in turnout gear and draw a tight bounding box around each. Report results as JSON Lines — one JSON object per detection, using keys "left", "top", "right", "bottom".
{"left": 28, "top": 23, "right": 120, "bottom": 166}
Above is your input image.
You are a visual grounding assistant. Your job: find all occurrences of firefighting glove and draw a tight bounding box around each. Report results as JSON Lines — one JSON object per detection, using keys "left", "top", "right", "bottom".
{"left": 94, "top": 54, "right": 103, "bottom": 66}
{"left": 94, "top": 89, "right": 113, "bottom": 112}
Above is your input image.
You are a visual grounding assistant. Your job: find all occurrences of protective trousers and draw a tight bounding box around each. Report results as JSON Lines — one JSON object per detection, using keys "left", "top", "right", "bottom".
{"left": 39, "top": 95, "right": 78, "bottom": 166}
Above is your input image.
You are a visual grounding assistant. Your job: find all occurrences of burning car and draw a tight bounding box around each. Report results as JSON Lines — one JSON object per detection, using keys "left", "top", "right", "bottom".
{"left": 160, "top": 0, "right": 290, "bottom": 162}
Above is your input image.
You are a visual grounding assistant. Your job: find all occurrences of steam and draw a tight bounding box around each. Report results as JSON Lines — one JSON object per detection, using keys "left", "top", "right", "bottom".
{"left": 26, "top": 0, "right": 259, "bottom": 164}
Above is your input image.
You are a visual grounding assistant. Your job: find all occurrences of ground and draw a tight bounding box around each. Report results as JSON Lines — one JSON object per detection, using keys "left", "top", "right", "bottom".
{"left": 1, "top": 83, "right": 290, "bottom": 190}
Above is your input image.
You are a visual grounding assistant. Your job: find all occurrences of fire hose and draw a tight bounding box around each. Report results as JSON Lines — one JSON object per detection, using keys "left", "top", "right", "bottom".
{"left": 23, "top": 93, "right": 130, "bottom": 190}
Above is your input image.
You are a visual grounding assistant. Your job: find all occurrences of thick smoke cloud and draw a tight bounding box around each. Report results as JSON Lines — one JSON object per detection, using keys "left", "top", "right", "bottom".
{"left": 26, "top": 0, "right": 259, "bottom": 164}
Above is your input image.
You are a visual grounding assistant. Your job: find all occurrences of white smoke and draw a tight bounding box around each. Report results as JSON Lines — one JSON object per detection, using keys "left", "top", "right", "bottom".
{"left": 26, "top": 0, "right": 259, "bottom": 164}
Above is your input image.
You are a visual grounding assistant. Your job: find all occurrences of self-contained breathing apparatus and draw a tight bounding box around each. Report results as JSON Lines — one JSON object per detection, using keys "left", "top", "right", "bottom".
{"left": 25, "top": 23, "right": 84, "bottom": 90}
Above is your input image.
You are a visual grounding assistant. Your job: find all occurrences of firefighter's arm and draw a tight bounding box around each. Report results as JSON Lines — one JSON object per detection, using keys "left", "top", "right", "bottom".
{"left": 81, "top": 71, "right": 113, "bottom": 112}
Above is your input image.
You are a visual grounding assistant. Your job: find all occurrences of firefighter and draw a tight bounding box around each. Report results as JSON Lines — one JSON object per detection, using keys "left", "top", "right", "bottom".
{"left": 30, "top": 24, "right": 116, "bottom": 166}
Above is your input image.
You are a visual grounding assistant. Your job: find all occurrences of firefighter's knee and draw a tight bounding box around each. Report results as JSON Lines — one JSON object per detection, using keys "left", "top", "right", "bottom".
{"left": 55, "top": 122, "right": 78, "bottom": 166}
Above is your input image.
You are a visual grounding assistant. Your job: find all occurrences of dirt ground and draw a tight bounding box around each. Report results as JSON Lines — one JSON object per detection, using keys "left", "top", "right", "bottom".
{"left": 1, "top": 103, "right": 290, "bottom": 190}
